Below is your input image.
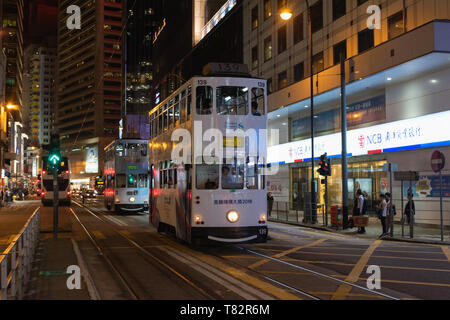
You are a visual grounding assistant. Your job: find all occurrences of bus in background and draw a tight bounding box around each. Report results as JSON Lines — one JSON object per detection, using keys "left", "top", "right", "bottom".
{"left": 104, "top": 139, "right": 149, "bottom": 214}
{"left": 40, "top": 156, "right": 71, "bottom": 206}
{"left": 149, "top": 63, "right": 268, "bottom": 244}
{"left": 90, "top": 176, "right": 105, "bottom": 195}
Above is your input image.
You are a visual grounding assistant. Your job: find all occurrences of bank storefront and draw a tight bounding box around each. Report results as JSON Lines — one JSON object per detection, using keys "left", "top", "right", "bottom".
{"left": 267, "top": 53, "right": 450, "bottom": 226}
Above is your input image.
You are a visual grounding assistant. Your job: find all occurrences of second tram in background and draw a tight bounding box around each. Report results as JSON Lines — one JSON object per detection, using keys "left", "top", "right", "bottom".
{"left": 149, "top": 63, "right": 268, "bottom": 244}
{"left": 40, "top": 156, "right": 71, "bottom": 206}
{"left": 104, "top": 139, "right": 149, "bottom": 214}
{"left": 90, "top": 176, "right": 105, "bottom": 195}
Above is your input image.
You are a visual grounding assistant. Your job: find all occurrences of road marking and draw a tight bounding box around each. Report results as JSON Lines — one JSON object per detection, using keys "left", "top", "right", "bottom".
{"left": 294, "top": 250, "right": 448, "bottom": 262}
{"left": 161, "top": 239, "right": 301, "bottom": 300}
{"left": 441, "top": 246, "right": 450, "bottom": 264}
{"left": 103, "top": 215, "right": 128, "bottom": 227}
{"left": 331, "top": 240, "right": 382, "bottom": 300}
{"left": 330, "top": 274, "right": 450, "bottom": 288}
{"left": 278, "top": 257, "right": 450, "bottom": 273}
{"left": 248, "top": 238, "right": 327, "bottom": 269}
{"left": 92, "top": 231, "right": 106, "bottom": 240}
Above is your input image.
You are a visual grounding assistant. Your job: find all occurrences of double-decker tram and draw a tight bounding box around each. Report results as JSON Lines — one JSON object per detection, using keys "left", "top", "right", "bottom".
{"left": 104, "top": 139, "right": 149, "bottom": 214}
{"left": 90, "top": 176, "right": 105, "bottom": 195}
{"left": 40, "top": 156, "right": 71, "bottom": 206}
{"left": 149, "top": 63, "right": 268, "bottom": 244}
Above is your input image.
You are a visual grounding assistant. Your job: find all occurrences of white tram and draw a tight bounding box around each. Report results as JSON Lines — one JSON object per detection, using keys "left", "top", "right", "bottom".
{"left": 149, "top": 63, "right": 268, "bottom": 244}
{"left": 104, "top": 139, "right": 150, "bottom": 214}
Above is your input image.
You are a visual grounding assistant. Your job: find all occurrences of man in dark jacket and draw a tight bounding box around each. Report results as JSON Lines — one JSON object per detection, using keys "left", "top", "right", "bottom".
{"left": 267, "top": 192, "right": 274, "bottom": 217}
{"left": 404, "top": 193, "right": 415, "bottom": 225}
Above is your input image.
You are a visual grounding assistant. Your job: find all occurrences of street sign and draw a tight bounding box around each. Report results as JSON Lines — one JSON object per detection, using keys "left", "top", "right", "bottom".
{"left": 394, "top": 171, "right": 419, "bottom": 181}
{"left": 431, "top": 151, "right": 445, "bottom": 173}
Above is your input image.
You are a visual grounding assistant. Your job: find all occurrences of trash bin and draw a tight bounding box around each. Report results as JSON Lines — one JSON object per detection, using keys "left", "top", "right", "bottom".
{"left": 353, "top": 215, "right": 369, "bottom": 228}
{"left": 330, "top": 205, "right": 343, "bottom": 229}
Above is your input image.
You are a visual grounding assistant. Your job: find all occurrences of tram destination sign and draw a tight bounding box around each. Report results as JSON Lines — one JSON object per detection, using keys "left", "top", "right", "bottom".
{"left": 394, "top": 171, "right": 420, "bottom": 182}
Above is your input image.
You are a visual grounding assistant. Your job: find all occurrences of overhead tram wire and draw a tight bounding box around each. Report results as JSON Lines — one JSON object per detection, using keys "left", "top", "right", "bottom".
{"left": 71, "top": 0, "right": 138, "bottom": 150}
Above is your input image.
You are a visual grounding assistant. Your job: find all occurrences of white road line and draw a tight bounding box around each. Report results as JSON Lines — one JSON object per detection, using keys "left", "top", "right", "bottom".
{"left": 71, "top": 238, "right": 101, "bottom": 300}
{"left": 162, "top": 245, "right": 275, "bottom": 300}
{"left": 103, "top": 215, "right": 128, "bottom": 227}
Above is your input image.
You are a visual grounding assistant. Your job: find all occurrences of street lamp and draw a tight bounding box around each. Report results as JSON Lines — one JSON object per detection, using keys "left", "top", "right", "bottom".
{"left": 6, "top": 104, "right": 18, "bottom": 110}
{"left": 280, "top": 1, "right": 317, "bottom": 223}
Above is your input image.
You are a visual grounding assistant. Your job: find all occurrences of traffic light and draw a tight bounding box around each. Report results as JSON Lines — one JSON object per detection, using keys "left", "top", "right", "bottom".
{"left": 317, "top": 153, "right": 331, "bottom": 176}
{"left": 128, "top": 174, "right": 135, "bottom": 184}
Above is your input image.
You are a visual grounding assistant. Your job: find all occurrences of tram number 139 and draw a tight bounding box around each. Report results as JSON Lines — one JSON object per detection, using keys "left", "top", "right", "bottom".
{"left": 258, "top": 228, "right": 267, "bottom": 236}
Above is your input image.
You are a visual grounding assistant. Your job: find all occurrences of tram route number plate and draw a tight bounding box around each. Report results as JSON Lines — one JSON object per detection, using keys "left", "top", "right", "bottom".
{"left": 258, "top": 228, "right": 267, "bottom": 236}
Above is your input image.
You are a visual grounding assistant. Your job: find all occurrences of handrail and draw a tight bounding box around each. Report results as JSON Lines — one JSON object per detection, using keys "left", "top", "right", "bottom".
{"left": 0, "top": 207, "right": 40, "bottom": 300}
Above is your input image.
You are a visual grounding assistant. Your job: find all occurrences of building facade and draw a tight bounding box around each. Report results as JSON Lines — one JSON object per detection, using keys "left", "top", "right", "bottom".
{"left": 56, "top": 0, "right": 123, "bottom": 182}
{"left": 243, "top": 0, "right": 450, "bottom": 226}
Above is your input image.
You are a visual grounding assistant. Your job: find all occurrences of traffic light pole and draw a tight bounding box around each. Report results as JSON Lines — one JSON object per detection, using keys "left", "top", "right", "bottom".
{"left": 53, "top": 166, "right": 59, "bottom": 240}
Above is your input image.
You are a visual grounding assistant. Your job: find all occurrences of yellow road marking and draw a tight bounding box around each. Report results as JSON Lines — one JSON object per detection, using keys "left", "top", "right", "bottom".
{"left": 119, "top": 230, "right": 133, "bottom": 237}
{"left": 331, "top": 240, "right": 382, "bottom": 300}
{"left": 248, "top": 239, "right": 327, "bottom": 269}
{"left": 160, "top": 237, "right": 301, "bottom": 300}
{"left": 294, "top": 250, "right": 448, "bottom": 262}
{"left": 92, "top": 231, "right": 106, "bottom": 240}
{"left": 309, "top": 246, "right": 443, "bottom": 255}
{"left": 441, "top": 246, "right": 450, "bottom": 264}
{"left": 278, "top": 257, "right": 450, "bottom": 273}
{"left": 330, "top": 274, "right": 450, "bottom": 288}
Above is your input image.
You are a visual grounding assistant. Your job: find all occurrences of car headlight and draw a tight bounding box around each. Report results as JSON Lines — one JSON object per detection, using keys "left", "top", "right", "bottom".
{"left": 115, "top": 198, "right": 120, "bottom": 203}
{"left": 227, "top": 210, "right": 239, "bottom": 223}
{"left": 129, "top": 197, "right": 135, "bottom": 203}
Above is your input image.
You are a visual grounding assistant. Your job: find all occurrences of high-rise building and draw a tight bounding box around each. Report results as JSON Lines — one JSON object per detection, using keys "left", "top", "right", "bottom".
{"left": 123, "top": 0, "right": 160, "bottom": 140}
{"left": 23, "top": 45, "right": 56, "bottom": 147}
{"left": 153, "top": 0, "right": 242, "bottom": 101}
{"left": 1, "top": 0, "right": 25, "bottom": 188}
{"left": 243, "top": 0, "right": 450, "bottom": 226}
{"left": 56, "top": 0, "right": 123, "bottom": 180}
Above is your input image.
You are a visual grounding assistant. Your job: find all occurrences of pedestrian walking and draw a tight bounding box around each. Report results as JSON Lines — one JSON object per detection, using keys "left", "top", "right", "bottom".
{"left": 377, "top": 194, "right": 388, "bottom": 237}
{"left": 267, "top": 192, "right": 274, "bottom": 217}
{"left": 385, "top": 192, "right": 393, "bottom": 234}
{"left": 404, "top": 192, "right": 415, "bottom": 225}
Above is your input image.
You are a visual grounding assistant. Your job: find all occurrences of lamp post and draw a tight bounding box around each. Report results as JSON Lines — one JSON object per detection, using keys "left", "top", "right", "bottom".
{"left": 280, "top": 1, "right": 316, "bottom": 223}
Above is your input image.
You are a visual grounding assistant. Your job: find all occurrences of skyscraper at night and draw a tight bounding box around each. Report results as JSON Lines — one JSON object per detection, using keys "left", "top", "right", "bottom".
{"left": 56, "top": 0, "right": 123, "bottom": 180}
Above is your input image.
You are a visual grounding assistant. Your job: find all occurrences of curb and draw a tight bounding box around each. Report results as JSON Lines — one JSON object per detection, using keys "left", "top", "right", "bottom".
{"left": 269, "top": 219, "right": 450, "bottom": 246}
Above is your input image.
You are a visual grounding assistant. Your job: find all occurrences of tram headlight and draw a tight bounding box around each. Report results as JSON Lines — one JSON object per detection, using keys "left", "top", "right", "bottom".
{"left": 129, "top": 197, "right": 136, "bottom": 203}
{"left": 226, "top": 210, "right": 239, "bottom": 223}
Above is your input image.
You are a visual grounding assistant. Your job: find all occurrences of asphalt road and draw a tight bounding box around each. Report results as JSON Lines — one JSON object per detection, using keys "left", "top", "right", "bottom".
{"left": 68, "top": 196, "right": 450, "bottom": 300}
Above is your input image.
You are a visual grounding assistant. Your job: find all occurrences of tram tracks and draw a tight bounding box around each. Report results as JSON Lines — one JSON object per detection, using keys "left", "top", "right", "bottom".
{"left": 70, "top": 203, "right": 215, "bottom": 300}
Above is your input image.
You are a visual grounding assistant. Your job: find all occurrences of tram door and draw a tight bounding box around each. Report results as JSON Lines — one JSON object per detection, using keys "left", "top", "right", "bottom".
{"left": 184, "top": 165, "right": 192, "bottom": 242}
{"left": 150, "top": 164, "right": 154, "bottom": 218}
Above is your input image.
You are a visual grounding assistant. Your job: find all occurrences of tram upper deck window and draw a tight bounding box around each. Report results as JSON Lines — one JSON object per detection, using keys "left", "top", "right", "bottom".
{"left": 221, "top": 164, "right": 244, "bottom": 189}
{"left": 168, "top": 106, "right": 174, "bottom": 128}
{"left": 116, "top": 174, "right": 126, "bottom": 188}
{"left": 195, "top": 157, "right": 219, "bottom": 190}
{"left": 216, "top": 87, "right": 248, "bottom": 115}
{"left": 174, "top": 103, "right": 180, "bottom": 126}
{"left": 251, "top": 88, "right": 265, "bottom": 116}
{"left": 196, "top": 86, "right": 213, "bottom": 115}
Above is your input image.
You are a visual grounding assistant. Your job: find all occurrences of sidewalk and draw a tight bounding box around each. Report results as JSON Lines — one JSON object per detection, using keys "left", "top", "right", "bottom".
{"left": 0, "top": 200, "right": 40, "bottom": 251}
{"left": 269, "top": 208, "right": 450, "bottom": 245}
{"left": 25, "top": 205, "right": 91, "bottom": 299}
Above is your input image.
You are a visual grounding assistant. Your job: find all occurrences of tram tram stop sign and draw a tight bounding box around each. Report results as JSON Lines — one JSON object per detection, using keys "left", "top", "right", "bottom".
{"left": 431, "top": 151, "right": 445, "bottom": 173}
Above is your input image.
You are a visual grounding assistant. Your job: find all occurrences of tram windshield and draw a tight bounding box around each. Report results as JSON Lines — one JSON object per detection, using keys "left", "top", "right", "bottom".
{"left": 216, "top": 86, "right": 248, "bottom": 115}
{"left": 221, "top": 164, "right": 244, "bottom": 189}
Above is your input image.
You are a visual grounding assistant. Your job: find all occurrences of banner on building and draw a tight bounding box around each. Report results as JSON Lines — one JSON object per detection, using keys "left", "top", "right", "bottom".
{"left": 85, "top": 146, "right": 98, "bottom": 173}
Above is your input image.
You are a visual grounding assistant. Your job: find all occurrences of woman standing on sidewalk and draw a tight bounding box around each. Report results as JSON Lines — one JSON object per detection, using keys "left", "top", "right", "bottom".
{"left": 404, "top": 193, "right": 415, "bottom": 225}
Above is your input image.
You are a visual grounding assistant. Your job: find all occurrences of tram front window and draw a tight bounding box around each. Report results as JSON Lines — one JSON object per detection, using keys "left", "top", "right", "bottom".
{"left": 216, "top": 86, "right": 248, "bottom": 115}
{"left": 116, "top": 174, "right": 126, "bottom": 188}
{"left": 196, "top": 86, "right": 213, "bottom": 115}
{"left": 196, "top": 163, "right": 219, "bottom": 190}
{"left": 222, "top": 164, "right": 244, "bottom": 189}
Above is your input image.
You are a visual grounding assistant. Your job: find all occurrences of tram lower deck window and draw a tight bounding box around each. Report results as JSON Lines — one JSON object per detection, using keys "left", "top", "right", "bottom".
{"left": 196, "top": 163, "right": 219, "bottom": 190}
{"left": 116, "top": 174, "right": 126, "bottom": 188}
